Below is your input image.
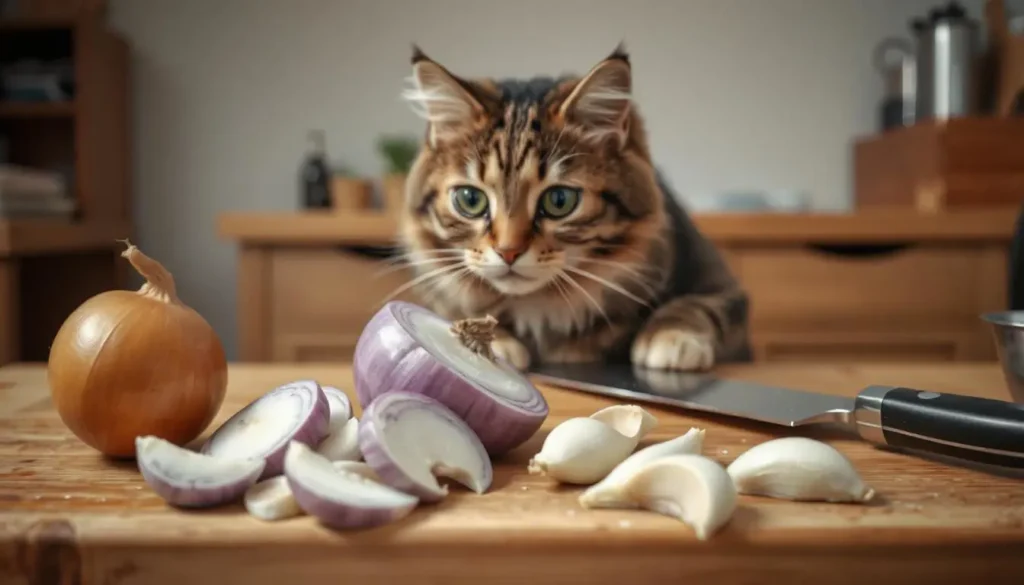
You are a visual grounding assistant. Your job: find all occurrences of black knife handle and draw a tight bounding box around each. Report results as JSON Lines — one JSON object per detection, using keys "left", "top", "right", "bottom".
{"left": 854, "top": 386, "right": 1024, "bottom": 469}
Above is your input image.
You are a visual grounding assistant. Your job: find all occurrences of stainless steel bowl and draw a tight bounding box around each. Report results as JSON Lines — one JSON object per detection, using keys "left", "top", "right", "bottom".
{"left": 982, "top": 311, "right": 1024, "bottom": 403}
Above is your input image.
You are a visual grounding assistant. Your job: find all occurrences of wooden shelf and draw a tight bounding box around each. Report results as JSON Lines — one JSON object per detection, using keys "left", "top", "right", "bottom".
{"left": 216, "top": 208, "right": 1018, "bottom": 247}
{"left": 0, "top": 102, "right": 76, "bottom": 119}
{"left": 0, "top": 218, "right": 132, "bottom": 256}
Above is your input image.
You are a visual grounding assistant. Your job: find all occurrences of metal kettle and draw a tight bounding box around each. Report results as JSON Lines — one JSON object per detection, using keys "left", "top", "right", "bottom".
{"left": 912, "top": 1, "right": 981, "bottom": 121}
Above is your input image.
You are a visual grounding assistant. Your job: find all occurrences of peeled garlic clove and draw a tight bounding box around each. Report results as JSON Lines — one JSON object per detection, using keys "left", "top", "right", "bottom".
{"left": 726, "top": 436, "right": 874, "bottom": 503}
{"left": 527, "top": 417, "right": 640, "bottom": 484}
{"left": 580, "top": 428, "right": 706, "bottom": 509}
{"left": 609, "top": 454, "right": 737, "bottom": 540}
{"left": 589, "top": 405, "right": 658, "bottom": 439}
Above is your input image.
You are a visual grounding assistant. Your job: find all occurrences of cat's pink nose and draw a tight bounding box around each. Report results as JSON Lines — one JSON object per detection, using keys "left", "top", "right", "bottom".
{"left": 496, "top": 246, "right": 526, "bottom": 265}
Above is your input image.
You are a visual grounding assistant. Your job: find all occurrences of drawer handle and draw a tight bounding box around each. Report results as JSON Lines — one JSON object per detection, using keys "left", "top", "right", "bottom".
{"left": 802, "top": 243, "right": 913, "bottom": 259}
{"left": 335, "top": 245, "right": 401, "bottom": 259}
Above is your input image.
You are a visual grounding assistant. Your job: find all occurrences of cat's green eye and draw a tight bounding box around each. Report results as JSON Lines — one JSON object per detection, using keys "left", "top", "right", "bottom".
{"left": 450, "top": 185, "right": 489, "bottom": 218}
{"left": 538, "top": 186, "right": 581, "bottom": 219}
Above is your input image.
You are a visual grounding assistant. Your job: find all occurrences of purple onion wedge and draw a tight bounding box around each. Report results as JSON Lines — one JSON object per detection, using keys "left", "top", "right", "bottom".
{"left": 136, "top": 435, "right": 264, "bottom": 508}
{"left": 201, "top": 380, "right": 330, "bottom": 478}
{"left": 358, "top": 391, "right": 493, "bottom": 502}
{"left": 353, "top": 301, "right": 549, "bottom": 455}
{"left": 322, "top": 385, "right": 353, "bottom": 426}
{"left": 244, "top": 461, "right": 384, "bottom": 522}
{"left": 284, "top": 441, "right": 418, "bottom": 530}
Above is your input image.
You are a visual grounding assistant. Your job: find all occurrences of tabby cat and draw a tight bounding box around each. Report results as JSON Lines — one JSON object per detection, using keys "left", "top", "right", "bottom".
{"left": 395, "top": 44, "right": 751, "bottom": 372}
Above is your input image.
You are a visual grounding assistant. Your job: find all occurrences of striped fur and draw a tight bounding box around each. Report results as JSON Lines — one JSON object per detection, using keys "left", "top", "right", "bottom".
{"left": 396, "top": 45, "right": 751, "bottom": 371}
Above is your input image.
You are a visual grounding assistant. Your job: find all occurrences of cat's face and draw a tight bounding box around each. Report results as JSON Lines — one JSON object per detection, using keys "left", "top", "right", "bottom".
{"left": 399, "top": 46, "right": 666, "bottom": 311}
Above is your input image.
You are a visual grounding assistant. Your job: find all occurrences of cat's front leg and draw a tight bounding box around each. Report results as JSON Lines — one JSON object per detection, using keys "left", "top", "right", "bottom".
{"left": 490, "top": 327, "right": 532, "bottom": 370}
{"left": 631, "top": 289, "right": 750, "bottom": 372}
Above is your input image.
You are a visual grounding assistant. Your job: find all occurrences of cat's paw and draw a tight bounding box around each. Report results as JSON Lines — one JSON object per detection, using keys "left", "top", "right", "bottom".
{"left": 631, "top": 327, "right": 715, "bottom": 371}
{"left": 491, "top": 336, "right": 531, "bottom": 370}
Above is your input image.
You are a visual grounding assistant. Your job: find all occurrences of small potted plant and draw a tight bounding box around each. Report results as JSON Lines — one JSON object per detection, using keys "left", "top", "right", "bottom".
{"left": 377, "top": 135, "right": 420, "bottom": 214}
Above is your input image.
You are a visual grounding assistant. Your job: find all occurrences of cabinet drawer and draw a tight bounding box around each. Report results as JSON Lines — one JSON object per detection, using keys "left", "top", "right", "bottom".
{"left": 270, "top": 248, "right": 418, "bottom": 345}
{"left": 731, "top": 244, "right": 1006, "bottom": 328}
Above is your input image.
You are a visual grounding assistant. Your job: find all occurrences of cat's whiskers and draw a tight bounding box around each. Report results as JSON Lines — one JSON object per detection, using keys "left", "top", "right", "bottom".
{"left": 549, "top": 275, "right": 581, "bottom": 331}
{"left": 374, "top": 254, "right": 465, "bottom": 277}
{"left": 562, "top": 265, "right": 651, "bottom": 308}
{"left": 379, "top": 248, "right": 464, "bottom": 266}
{"left": 378, "top": 261, "right": 467, "bottom": 307}
{"left": 577, "top": 258, "right": 660, "bottom": 300}
{"left": 557, "top": 270, "right": 611, "bottom": 326}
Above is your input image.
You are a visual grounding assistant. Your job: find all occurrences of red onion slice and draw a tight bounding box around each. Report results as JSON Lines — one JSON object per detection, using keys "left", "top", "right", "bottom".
{"left": 322, "top": 385, "right": 353, "bottom": 426}
{"left": 358, "top": 391, "right": 493, "bottom": 502}
{"left": 244, "top": 461, "right": 384, "bottom": 522}
{"left": 136, "top": 435, "right": 264, "bottom": 508}
{"left": 353, "top": 301, "right": 548, "bottom": 455}
{"left": 201, "top": 380, "right": 330, "bottom": 478}
{"left": 284, "top": 441, "right": 418, "bottom": 530}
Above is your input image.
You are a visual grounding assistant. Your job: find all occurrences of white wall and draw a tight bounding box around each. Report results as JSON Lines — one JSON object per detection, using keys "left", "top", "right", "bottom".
{"left": 107, "top": 0, "right": 986, "bottom": 359}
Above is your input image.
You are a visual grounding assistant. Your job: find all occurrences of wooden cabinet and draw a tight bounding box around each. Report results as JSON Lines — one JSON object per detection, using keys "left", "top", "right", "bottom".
{"left": 0, "top": 14, "right": 133, "bottom": 365}
{"left": 219, "top": 210, "right": 1015, "bottom": 364}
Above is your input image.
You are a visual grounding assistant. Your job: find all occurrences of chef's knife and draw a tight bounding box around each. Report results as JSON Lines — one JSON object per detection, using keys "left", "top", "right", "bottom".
{"left": 528, "top": 363, "right": 1024, "bottom": 469}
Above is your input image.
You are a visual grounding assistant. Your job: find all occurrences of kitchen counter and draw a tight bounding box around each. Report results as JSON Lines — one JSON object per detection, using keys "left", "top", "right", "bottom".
{"left": 1, "top": 362, "right": 1022, "bottom": 584}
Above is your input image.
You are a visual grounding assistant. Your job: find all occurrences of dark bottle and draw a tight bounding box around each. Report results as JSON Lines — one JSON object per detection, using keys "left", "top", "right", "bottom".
{"left": 300, "top": 130, "right": 331, "bottom": 209}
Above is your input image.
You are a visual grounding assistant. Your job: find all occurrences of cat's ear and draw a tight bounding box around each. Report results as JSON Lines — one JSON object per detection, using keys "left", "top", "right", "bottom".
{"left": 558, "top": 45, "right": 632, "bottom": 148}
{"left": 403, "top": 45, "right": 487, "bottom": 147}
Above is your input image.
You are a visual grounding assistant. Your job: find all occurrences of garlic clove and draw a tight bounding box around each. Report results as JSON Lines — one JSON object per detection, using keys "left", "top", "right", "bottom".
{"left": 527, "top": 417, "right": 640, "bottom": 485}
{"left": 589, "top": 405, "right": 658, "bottom": 440}
{"left": 602, "top": 454, "right": 737, "bottom": 541}
{"left": 726, "top": 436, "right": 875, "bottom": 503}
{"left": 579, "top": 428, "right": 706, "bottom": 509}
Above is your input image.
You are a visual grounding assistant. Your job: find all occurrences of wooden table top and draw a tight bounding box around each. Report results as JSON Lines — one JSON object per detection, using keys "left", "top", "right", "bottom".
{"left": 2, "top": 362, "right": 1023, "bottom": 585}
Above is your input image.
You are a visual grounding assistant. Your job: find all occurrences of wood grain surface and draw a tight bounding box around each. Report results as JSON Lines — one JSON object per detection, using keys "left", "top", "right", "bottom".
{"left": 1, "top": 362, "right": 1023, "bottom": 585}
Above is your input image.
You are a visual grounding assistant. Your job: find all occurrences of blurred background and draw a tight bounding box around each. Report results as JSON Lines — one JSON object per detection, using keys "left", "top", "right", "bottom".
{"left": 0, "top": 0, "right": 1021, "bottom": 366}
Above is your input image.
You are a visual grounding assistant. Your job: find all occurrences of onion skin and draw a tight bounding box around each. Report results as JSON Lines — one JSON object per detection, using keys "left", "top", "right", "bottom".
{"left": 48, "top": 242, "right": 227, "bottom": 458}
{"left": 353, "top": 301, "right": 548, "bottom": 456}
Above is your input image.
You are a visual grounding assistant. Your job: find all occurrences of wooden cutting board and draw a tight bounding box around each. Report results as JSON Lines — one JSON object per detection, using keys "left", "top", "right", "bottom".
{"left": 1, "top": 362, "right": 1023, "bottom": 585}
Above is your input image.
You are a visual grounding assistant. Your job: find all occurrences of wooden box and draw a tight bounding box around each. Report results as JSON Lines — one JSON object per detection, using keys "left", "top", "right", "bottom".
{"left": 853, "top": 117, "right": 1024, "bottom": 211}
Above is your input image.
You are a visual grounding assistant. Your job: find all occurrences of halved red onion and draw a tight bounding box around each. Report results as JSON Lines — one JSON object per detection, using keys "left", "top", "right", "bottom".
{"left": 201, "top": 380, "right": 329, "bottom": 478}
{"left": 136, "top": 435, "right": 264, "bottom": 508}
{"left": 316, "top": 416, "right": 362, "bottom": 461}
{"left": 244, "top": 461, "right": 384, "bottom": 522}
{"left": 353, "top": 301, "right": 548, "bottom": 455}
{"left": 322, "top": 385, "right": 353, "bottom": 426}
{"left": 284, "top": 441, "right": 418, "bottom": 530}
{"left": 358, "top": 390, "right": 492, "bottom": 502}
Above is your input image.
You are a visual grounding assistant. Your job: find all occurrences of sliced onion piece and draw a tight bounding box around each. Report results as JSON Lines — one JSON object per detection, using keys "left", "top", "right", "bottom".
{"left": 244, "top": 475, "right": 300, "bottom": 521}
{"left": 284, "top": 441, "right": 418, "bottom": 530}
{"left": 136, "top": 435, "right": 264, "bottom": 508}
{"left": 243, "top": 461, "right": 384, "bottom": 522}
{"left": 359, "top": 391, "right": 492, "bottom": 502}
{"left": 201, "top": 380, "right": 330, "bottom": 478}
{"left": 322, "top": 385, "right": 353, "bottom": 426}
{"left": 353, "top": 301, "right": 548, "bottom": 455}
{"left": 316, "top": 416, "right": 362, "bottom": 461}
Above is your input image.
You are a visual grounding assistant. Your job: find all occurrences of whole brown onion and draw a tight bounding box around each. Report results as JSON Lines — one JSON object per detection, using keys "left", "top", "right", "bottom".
{"left": 47, "top": 241, "right": 228, "bottom": 458}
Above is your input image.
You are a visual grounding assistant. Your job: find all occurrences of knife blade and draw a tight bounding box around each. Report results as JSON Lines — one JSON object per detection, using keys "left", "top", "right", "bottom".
{"left": 528, "top": 362, "right": 1024, "bottom": 470}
